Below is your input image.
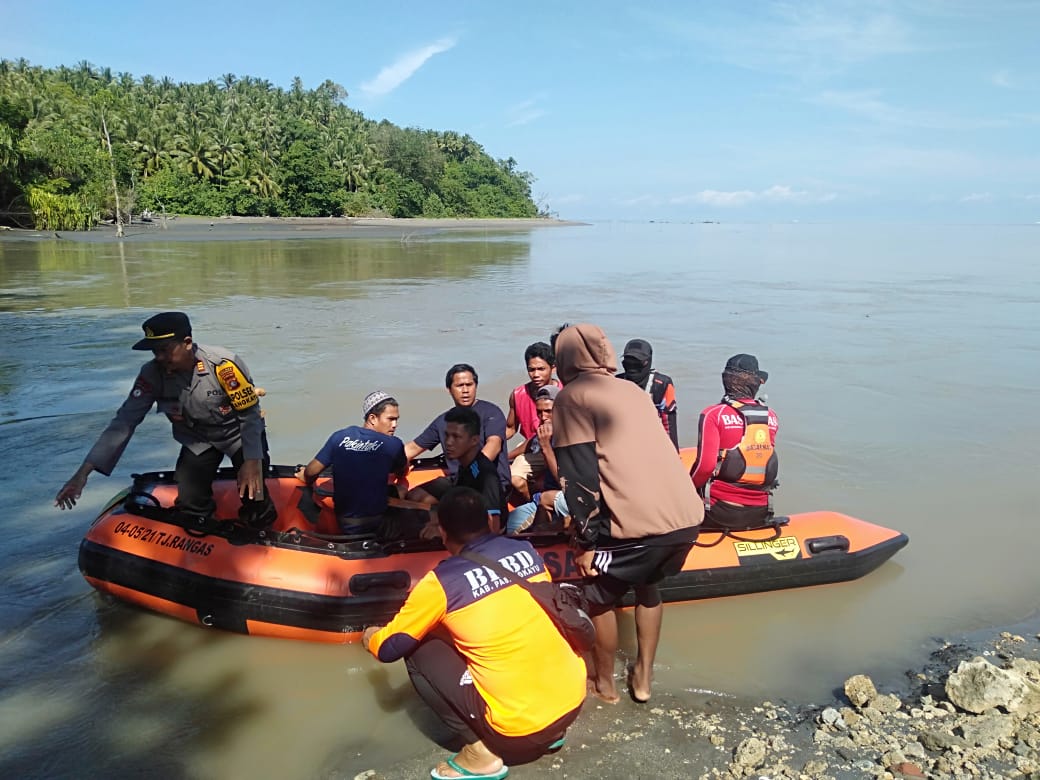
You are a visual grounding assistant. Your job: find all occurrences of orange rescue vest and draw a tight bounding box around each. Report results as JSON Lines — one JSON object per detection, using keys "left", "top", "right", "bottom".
{"left": 712, "top": 398, "right": 778, "bottom": 491}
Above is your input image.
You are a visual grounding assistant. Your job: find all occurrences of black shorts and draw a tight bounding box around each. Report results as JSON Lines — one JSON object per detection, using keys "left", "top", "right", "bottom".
{"left": 417, "top": 476, "right": 453, "bottom": 500}
{"left": 405, "top": 636, "right": 581, "bottom": 765}
{"left": 583, "top": 527, "right": 697, "bottom": 613}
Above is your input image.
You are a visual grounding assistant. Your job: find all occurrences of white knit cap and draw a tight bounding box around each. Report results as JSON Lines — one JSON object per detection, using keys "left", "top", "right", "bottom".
{"left": 362, "top": 390, "right": 393, "bottom": 418}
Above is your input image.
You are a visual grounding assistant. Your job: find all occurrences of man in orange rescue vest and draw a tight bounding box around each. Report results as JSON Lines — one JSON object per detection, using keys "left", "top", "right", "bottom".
{"left": 363, "top": 487, "right": 585, "bottom": 780}
{"left": 689, "top": 353, "right": 779, "bottom": 530}
{"left": 54, "top": 311, "right": 275, "bottom": 528}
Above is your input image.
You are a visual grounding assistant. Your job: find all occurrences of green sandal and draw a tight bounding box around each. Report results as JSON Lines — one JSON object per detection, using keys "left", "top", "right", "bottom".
{"left": 430, "top": 754, "right": 509, "bottom": 780}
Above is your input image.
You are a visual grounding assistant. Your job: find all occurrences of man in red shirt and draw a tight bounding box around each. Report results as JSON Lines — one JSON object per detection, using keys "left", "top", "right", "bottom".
{"left": 505, "top": 342, "right": 561, "bottom": 501}
{"left": 689, "top": 354, "right": 779, "bottom": 530}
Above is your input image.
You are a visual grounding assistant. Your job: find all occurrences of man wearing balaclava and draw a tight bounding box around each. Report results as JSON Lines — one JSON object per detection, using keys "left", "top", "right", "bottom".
{"left": 689, "top": 354, "right": 779, "bottom": 530}
{"left": 617, "top": 338, "right": 679, "bottom": 449}
{"left": 551, "top": 323, "right": 702, "bottom": 705}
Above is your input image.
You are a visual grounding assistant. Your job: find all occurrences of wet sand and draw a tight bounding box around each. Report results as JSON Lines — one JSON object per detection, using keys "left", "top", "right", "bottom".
{"left": 0, "top": 215, "right": 587, "bottom": 243}
{"left": 338, "top": 615, "right": 1040, "bottom": 779}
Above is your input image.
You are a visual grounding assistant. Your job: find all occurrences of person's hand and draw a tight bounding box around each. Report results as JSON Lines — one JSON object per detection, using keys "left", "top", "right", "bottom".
{"left": 574, "top": 548, "right": 598, "bottom": 577}
{"left": 55, "top": 474, "right": 87, "bottom": 510}
{"left": 294, "top": 466, "right": 306, "bottom": 483}
{"left": 419, "top": 518, "right": 442, "bottom": 541}
{"left": 537, "top": 419, "right": 553, "bottom": 449}
{"left": 362, "top": 625, "right": 381, "bottom": 650}
{"left": 238, "top": 459, "right": 264, "bottom": 500}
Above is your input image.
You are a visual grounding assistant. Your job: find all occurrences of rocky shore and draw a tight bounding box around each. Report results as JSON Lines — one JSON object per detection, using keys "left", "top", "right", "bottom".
{"left": 343, "top": 625, "right": 1040, "bottom": 780}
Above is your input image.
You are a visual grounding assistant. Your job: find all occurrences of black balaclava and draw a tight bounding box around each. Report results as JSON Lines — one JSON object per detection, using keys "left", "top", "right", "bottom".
{"left": 620, "top": 338, "right": 653, "bottom": 389}
{"left": 722, "top": 369, "right": 761, "bottom": 401}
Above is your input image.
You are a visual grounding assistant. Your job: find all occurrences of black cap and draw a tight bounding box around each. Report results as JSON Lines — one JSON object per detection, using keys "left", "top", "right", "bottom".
{"left": 132, "top": 312, "right": 192, "bottom": 350}
{"left": 622, "top": 338, "right": 653, "bottom": 363}
{"left": 724, "top": 353, "right": 768, "bottom": 382}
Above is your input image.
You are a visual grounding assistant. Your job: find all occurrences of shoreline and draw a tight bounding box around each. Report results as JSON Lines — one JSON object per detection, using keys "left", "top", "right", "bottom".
{"left": 0, "top": 215, "right": 588, "bottom": 244}
{"left": 341, "top": 614, "right": 1040, "bottom": 779}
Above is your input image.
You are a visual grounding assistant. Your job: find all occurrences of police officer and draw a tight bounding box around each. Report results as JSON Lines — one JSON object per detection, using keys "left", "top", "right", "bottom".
{"left": 54, "top": 312, "right": 276, "bottom": 528}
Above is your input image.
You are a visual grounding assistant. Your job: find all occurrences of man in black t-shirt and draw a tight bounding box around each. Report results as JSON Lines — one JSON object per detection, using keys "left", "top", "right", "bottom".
{"left": 420, "top": 406, "right": 504, "bottom": 539}
{"left": 405, "top": 363, "right": 510, "bottom": 500}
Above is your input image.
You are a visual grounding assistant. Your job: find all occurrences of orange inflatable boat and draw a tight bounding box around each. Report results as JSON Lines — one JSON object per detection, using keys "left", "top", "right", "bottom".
{"left": 78, "top": 451, "right": 908, "bottom": 643}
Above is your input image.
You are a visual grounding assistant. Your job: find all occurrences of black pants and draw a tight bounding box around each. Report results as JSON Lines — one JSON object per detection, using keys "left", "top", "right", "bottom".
{"left": 174, "top": 442, "right": 275, "bottom": 527}
{"left": 405, "top": 636, "right": 580, "bottom": 765}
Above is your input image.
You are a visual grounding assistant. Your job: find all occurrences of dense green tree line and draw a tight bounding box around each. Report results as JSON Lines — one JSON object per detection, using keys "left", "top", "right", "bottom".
{"left": 0, "top": 59, "right": 541, "bottom": 229}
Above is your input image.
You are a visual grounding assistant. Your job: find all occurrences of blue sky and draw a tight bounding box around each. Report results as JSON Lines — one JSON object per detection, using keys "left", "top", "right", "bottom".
{"left": 5, "top": 1, "right": 1039, "bottom": 222}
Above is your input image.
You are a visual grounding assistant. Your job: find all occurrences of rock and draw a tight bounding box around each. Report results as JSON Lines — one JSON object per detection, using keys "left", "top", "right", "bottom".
{"left": 958, "top": 712, "right": 1016, "bottom": 748}
{"left": 946, "top": 656, "right": 1040, "bottom": 714}
{"left": 845, "top": 674, "right": 878, "bottom": 708}
{"left": 1012, "top": 658, "right": 1040, "bottom": 683}
{"left": 802, "top": 759, "right": 828, "bottom": 776}
{"left": 901, "top": 740, "right": 927, "bottom": 760}
{"left": 732, "top": 736, "right": 766, "bottom": 769}
{"left": 882, "top": 748, "right": 908, "bottom": 766}
{"left": 871, "top": 694, "right": 903, "bottom": 714}
{"left": 820, "top": 707, "right": 846, "bottom": 729}
{"left": 919, "top": 729, "right": 968, "bottom": 752}
{"left": 862, "top": 706, "right": 886, "bottom": 724}
{"left": 841, "top": 710, "right": 865, "bottom": 731}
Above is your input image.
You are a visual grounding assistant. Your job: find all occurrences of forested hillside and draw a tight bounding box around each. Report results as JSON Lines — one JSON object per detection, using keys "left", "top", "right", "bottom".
{"left": 0, "top": 59, "right": 541, "bottom": 230}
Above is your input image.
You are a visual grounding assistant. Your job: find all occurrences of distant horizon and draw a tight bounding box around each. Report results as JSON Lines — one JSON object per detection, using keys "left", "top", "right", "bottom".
{"left": 5, "top": 1, "right": 1039, "bottom": 223}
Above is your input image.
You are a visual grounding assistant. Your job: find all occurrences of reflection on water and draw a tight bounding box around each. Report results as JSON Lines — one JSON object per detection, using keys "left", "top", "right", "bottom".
{"left": 0, "top": 233, "right": 532, "bottom": 311}
{"left": 1, "top": 222, "right": 1039, "bottom": 777}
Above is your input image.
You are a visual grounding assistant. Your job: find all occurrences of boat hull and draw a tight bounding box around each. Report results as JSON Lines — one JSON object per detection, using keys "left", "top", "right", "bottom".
{"left": 79, "top": 461, "right": 908, "bottom": 643}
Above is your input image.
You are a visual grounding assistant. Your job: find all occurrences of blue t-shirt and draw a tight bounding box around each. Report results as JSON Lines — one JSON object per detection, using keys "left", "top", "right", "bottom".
{"left": 314, "top": 425, "right": 407, "bottom": 519}
{"left": 413, "top": 399, "right": 510, "bottom": 490}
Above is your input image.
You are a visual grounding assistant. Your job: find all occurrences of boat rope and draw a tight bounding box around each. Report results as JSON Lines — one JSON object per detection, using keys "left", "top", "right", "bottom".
{"left": 693, "top": 516, "right": 788, "bottom": 548}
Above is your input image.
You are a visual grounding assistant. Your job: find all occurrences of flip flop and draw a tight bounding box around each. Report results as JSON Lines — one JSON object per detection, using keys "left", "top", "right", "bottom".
{"left": 430, "top": 755, "right": 509, "bottom": 780}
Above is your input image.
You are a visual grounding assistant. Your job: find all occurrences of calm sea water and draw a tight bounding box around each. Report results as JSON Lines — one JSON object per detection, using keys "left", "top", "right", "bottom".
{"left": 1, "top": 222, "right": 1038, "bottom": 778}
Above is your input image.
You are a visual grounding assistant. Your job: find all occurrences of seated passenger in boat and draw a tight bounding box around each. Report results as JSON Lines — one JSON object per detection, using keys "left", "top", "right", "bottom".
{"left": 404, "top": 363, "right": 510, "bottom": 503}
{"left": 506, "top": 386, "right": 570, "bottom": 535}
{"left": 419, "top": 406, "right": 505, "bottom": 538}
{"left": 363, "top": 487, "right": 585, "bottom": 780}
{"left": 295, "top": 391, "right": 408, "bottom": 535}
{"left": 617, "top": 338, "right": 679, "bottom": 450}
{"left": 505, "top": 342, "right": 562, "bottom": 502}
{"left": 689, "top": 354, "right": 779, "bottom": 530}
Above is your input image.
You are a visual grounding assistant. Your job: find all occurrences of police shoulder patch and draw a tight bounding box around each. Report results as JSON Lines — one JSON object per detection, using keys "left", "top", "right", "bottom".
{"left": 215, "top": 360, "right": 258, "bottom": 411}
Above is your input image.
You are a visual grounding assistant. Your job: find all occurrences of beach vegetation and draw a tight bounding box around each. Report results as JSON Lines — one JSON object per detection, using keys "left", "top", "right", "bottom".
{"left": 0, "top": 59, "right": 541, "bottom": 229}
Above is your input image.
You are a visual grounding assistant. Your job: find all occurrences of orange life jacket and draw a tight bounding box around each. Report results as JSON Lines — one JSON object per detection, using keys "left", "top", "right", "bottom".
{"left": 712, "top": 398, "right": 778, "bottom": 491}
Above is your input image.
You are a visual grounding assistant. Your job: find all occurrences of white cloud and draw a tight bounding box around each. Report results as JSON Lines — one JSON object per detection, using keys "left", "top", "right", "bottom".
{"left": 960, "top": 192, "right": 993, "bottom": 202}
{"left": 505, "top": 98, "right": 546, "bottom": 127}
{"left": 360, "top": 37, "right": 456, "bottom": 97}
{"left": 812, "top": 89, "right": 1009, "bottom": 130}
{"left": 991, "top": 69, "right": 1012, "bottom": 88}
{"left": 636, "top": 2, "right": 920, "bottom": 80}
{"left": 672, "top": 185, "right": 835, "bottom": 207}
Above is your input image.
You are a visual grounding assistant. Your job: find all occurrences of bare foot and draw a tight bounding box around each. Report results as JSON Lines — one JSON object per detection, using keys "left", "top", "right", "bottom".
{"left": 627, "top": 665, "right": 652, "bottom": 703}
{"left": 587, "top": 679, "right": 620, "bottom": 704}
